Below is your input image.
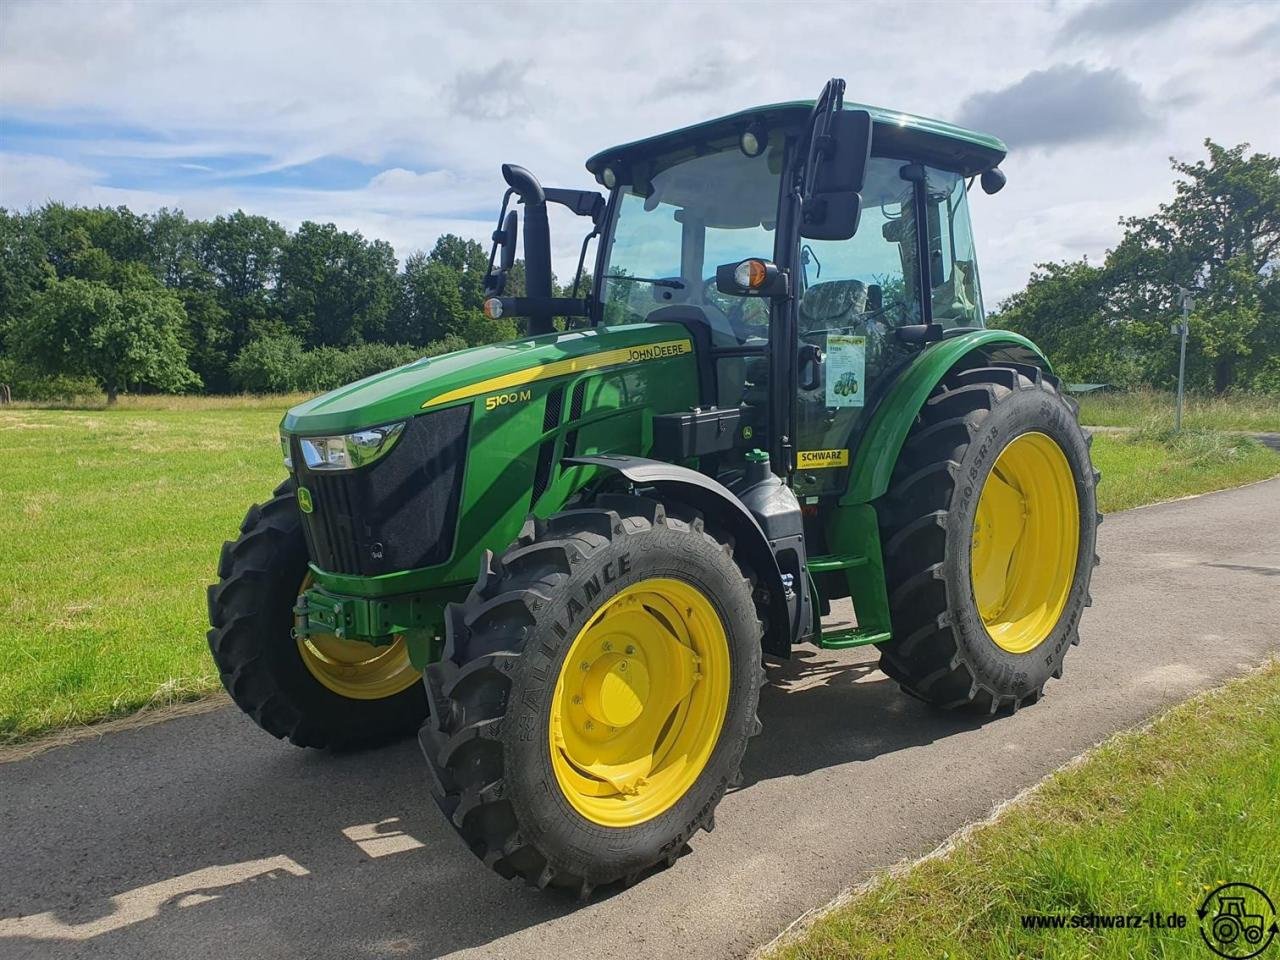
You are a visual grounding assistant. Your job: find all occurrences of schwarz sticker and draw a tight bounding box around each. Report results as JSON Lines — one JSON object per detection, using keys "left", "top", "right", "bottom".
{"left": 797, "top": 449, "right": 850, "bottom": 469}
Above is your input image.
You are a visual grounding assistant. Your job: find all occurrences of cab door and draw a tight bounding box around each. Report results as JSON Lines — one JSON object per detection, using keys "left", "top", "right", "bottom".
{"left": 790, "top": 157, "right": 923, "bottom": 497}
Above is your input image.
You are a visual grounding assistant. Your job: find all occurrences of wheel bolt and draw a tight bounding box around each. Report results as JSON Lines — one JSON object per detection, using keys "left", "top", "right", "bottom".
{"left": 602, "top": 640, "right": 612, "bottom": 651}
{"left": 625, "top": 645, "right": 636, "bottom": 655}
{"left": 584, "top": 720, "right": 594, "bottom": 731}
{"left": 572, "top": 695, "right": 582, "bottom": 705}
{"left": 581, "top": 661, "right": 591, "bottom": 671}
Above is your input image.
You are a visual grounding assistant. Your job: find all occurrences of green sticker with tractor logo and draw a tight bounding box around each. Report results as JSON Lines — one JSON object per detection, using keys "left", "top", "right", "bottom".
{"left": 296, "top": 486, "right": 314, "bottom": 513}
{"left": 826, "top": 334, "right": 866, "bottom": 408}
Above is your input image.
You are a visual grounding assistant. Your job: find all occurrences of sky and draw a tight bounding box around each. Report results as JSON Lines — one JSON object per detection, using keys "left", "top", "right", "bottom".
{"left": 1, "top": 0, "right": 1278, "bottom": 303}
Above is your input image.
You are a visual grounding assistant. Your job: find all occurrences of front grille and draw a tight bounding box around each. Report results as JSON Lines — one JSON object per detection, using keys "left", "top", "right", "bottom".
{"left": 292, "top": 406, "right": 470, "bottom": 576}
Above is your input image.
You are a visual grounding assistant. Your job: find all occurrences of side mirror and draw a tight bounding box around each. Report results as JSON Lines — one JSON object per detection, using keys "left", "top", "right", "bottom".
{"left": 716, "top": 258, "right": 788, "bottom": 298}
{"left": 980, "top": 167, "right": 1006, "bottom": 195}
{"left": 485, "top": 210, "right": 518, "bottom": 296}
{"left": 800, "top": 193, "right": 862, "bottom": 241}
{"left": 798, "top": 343, "right": 824, "bottom": 391}
{"left": 800, "top": 110, "right": 872, "bottom": 242}
{"left": 499, "top": 210, "right": 518, "bottom": 271}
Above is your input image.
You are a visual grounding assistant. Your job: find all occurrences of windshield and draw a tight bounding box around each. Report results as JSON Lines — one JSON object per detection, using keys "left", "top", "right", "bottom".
{"left": 598, "top": 140, "right": 783, "bottom": 342}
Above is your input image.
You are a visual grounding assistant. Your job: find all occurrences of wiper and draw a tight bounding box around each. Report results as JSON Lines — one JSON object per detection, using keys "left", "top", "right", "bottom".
{"left": 603, "top": 275, "right": 685, "bottom": 289}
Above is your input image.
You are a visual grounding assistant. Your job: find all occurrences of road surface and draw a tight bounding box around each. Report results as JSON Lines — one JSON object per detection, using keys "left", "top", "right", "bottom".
{"left": 3, "top": 478, "right": 1278, "bottom": 960}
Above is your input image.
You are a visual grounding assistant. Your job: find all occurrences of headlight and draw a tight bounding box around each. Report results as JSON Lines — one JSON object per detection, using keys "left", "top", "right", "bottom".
{"left": 298, "top": 422, "right": 406, "bottom": 471}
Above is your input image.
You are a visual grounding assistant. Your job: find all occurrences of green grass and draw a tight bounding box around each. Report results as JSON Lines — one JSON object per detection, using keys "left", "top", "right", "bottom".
{"left": 1091, "top": 430, "right": 1280, "bottom": 513}
{"left": 1078, "top": 388, "right": 1280, "bottom": 433}
{"left": 0, "top": 404, "right": 286, "bottom": 742}
{"left": 771, "top": 662, "right": 1280, "bottom": 960}
{"left": 0, "top": 399, "right": 1276, "bottom": 743}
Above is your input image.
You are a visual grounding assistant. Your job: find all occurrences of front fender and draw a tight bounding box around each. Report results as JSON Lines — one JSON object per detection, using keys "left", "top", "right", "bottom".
{"left": 840, "top": 330, "right": 1052, "bottom": 506}
{"left": 564, "top": 455, "right": 794, "bottom": 657}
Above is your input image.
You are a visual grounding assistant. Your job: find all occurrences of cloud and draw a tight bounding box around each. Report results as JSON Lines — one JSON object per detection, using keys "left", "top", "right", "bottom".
{"left": 1227, "top": 16, "right": 1280, "bottom": 54}
{"left": 0, "top": 0, "right": 1273, "bottom": 301}
{"left": 1057, "top": 0, "right": 1203, "bottom": 43}
{"left": 649, "top": 60, "right": 736, "bottom": 101}
{"left": 445, "top": 59, "right": 536, "bottom": 121}
{"left": 955, "top": 63, "right": 1158, "bottom": 150}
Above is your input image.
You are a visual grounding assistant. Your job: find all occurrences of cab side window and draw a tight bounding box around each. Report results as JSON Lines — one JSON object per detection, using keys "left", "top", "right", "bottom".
{"left": 925, "top": 168, "right": 984, "bottom": 329}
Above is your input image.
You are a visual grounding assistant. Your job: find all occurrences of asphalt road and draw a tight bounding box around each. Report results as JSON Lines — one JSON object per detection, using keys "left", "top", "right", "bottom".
{"left": 3, "top": 478, "right": 1279, "bottom": 960}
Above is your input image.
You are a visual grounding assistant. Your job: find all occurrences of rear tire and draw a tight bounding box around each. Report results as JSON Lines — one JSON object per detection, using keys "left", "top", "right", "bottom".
{"left": 420, "top": 493, "right": 764, "bottom": 895}
{"left": 876, "top": 363, "right": 1100, "bottom": 712}
{"left": 207, "top": 480, "right": 427, "bottom": 749}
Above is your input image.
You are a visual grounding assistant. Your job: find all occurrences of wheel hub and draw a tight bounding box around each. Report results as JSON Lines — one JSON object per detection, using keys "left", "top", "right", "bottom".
{"left": 580, "top": 652, "right": 651, "bottom": 728}
{"left": 549, "top": 578, "right": 729, "bottom": 827}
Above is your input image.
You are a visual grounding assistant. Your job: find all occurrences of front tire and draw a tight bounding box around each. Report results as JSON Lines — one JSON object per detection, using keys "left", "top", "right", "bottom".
{"left": 207, "top": 480, "right": 427, "bottom": 749}
{"left": 877, "top": 363, "right": 1100, "bottom": 712}
{"left": 420, "top": 493, "right": 764, "bottom": 895}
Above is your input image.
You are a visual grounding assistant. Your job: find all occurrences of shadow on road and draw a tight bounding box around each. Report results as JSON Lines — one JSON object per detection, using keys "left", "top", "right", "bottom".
{"left": 0, "top": 645, "right": 987, "bottom": 959}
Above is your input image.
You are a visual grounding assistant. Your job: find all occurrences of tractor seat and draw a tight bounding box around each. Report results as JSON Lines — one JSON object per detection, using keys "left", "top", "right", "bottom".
{"left": 799, "top": 279, "right": 868, "bottom": 334}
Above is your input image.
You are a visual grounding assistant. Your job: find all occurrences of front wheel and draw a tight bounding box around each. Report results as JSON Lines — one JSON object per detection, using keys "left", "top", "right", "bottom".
{"left": 420, "top": 493, "right": 764, "bottom": 895}
{"left": 207, "top": 480, "right": 427, "bottom": 749}
{"left": 876, "top": 362, "right": 1100, "bottom": 713}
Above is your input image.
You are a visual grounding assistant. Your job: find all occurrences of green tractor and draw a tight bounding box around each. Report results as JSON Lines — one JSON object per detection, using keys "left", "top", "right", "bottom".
{"left": 208, "top": 79, "right": 1099, "bottom": 895}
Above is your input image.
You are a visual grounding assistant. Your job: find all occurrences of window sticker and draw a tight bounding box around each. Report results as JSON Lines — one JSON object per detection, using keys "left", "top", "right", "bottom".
{"left": 826, "top": 335, "right": 866, "bottom": 408}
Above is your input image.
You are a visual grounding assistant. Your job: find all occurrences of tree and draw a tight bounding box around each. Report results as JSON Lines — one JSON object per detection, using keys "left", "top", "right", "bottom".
{"left": 17, "top": 270, "right": 199, "bottom": 403}
{"left": 278, "top": 222, "right": 398, "bottom": 347}
{"left": 427, "top": 234, "right": 490, "bottom": 310}
{"left": 993, "top": 140, "right": 1279, "bottom": 393}
{"left": 391, "top": 250, "right": 468, "bottom": 344}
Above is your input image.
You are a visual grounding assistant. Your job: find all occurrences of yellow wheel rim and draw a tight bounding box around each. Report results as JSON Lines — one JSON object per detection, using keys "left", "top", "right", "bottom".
{"left": 970, "top": 432, "right": 1080, "bottom": 654}
{"left": 549, "top": 577, "right": 731, "bottom": 828}
{"left": 295, "top": 575, "right": 420, "bottom": 701}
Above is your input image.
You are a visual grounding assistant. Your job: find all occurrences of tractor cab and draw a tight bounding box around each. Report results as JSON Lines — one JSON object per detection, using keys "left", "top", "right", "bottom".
{"left": 485, "top": 80, "right": 1007, "bottom": 498}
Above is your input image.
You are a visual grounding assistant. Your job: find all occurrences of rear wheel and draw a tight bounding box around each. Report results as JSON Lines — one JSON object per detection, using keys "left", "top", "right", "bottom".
{"left": 877, "top": 363, "right": 1100, "bottom": 712}
{"left": 420, "top": 494, "right": 764, "bottom": 895}
{"left": 207, "top": 480, "right": 427, "bottom": 749}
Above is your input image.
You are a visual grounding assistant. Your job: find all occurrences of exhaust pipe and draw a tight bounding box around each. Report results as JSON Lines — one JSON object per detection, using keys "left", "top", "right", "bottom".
{"left": 501, "top": 164, "right": 554, "bottom": 334}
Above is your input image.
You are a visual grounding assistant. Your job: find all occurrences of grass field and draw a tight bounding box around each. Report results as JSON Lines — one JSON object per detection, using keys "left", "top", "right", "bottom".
{"left": 1, "top": 400, "right": 1277, "bottom": 743}
{"left": 1089, "top": 427, "right": 1280, "bottom": 512}
{"left": 1077, "top": 387, "right": 1280, "bottom": 433}
{"left": 0, "top": 406, "right": 284, "bottom": 742}
{"left": 771, "top": 661, "right": 1280, "bottom": 960}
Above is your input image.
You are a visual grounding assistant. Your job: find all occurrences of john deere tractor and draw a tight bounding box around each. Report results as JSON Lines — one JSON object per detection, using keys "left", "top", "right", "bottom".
{"left": 208, "top": 79, "right": 1099, "bottom": 895}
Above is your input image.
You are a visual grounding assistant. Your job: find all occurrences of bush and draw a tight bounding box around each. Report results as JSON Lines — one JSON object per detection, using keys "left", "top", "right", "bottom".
{"left": 227, "top": 334, "right": 306, "bottom": 393}
{"left": 0, "top": 356, "right": 99, "bottom": 403}
{"left": 228, "top": 335, "right": 469, "bottom": 394}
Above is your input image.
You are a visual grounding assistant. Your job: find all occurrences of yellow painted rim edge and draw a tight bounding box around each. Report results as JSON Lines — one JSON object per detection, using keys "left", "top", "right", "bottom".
{"left": 970, "top": 431, "right": 1081, "bottom": 654}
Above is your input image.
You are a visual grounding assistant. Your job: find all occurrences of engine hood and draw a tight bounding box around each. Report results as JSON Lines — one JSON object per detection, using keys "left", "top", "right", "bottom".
{"left": 281, "top": 322, "right": 693, "bottom": 435}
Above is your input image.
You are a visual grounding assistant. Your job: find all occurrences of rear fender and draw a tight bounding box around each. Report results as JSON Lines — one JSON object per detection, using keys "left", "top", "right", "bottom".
{"left": 825, "top": 331, "right": 1052, "bottom": 644}
{"left": 841, "top": 330, "right": 1053, "bottom": 506}
{"left": 565, "top": 455, "right": 794, "bottom": 657}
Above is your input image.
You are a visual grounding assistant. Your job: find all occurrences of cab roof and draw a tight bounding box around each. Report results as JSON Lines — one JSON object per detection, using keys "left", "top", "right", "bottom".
{"left": 585, "top": 100, "right": 1007, "bottom": 179}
